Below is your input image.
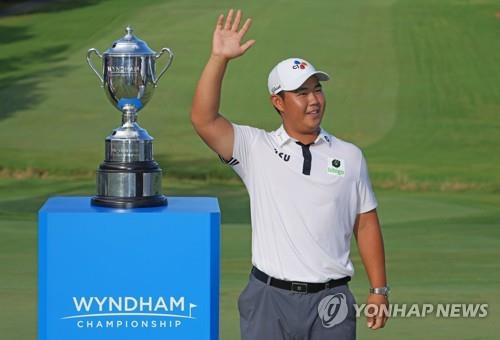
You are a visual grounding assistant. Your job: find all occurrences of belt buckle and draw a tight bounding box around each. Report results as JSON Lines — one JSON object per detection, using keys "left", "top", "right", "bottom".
{"left": 291, "top": 282, "right": 308, "bottom": 293}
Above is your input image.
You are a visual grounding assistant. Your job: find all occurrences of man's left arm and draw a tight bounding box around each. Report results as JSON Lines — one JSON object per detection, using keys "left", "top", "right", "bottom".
{"left": 353, "top": 209, "right": 389, "bottom": 330}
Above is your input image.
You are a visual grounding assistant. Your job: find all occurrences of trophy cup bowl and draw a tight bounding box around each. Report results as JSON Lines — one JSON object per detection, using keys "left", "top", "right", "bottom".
{"left": 86, "top": 26, "right": 173, "bottom": 208}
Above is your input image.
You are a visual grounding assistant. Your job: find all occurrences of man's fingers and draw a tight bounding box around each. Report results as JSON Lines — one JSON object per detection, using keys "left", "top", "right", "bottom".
{"left": 215, "top": 14, "right": 224, "bottom": 31}
{"left": 371, "top": 315, "right": 385, "bottom": 330}
{"left": 231, "top": 9, "right": 242, "bottom": 31}
{"left": 241, "top": 39, "right": 256, "bottom": 52}
{"left": 238, "top": 18, "right": 252, "bottom": 36}
{"left": 366, "top": 315, "right": 374, "bottom": 328}
{"left": 224, "top": 9, "right": 234, "bottom": 30}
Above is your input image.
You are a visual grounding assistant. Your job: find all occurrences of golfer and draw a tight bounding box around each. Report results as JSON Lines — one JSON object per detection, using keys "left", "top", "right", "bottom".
{"left": 190, "top": 9, "right": 389, "bottom": 339}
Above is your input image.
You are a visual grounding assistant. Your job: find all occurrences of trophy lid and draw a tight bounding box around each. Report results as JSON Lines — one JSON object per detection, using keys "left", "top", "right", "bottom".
{"left": 105, "top": 26, "right": 156, "bottom": 56}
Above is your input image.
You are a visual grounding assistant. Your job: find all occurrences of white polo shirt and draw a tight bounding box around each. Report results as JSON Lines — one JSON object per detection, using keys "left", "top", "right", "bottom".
{"left": 223, "top": 124, "right": 378, "bottom": 282}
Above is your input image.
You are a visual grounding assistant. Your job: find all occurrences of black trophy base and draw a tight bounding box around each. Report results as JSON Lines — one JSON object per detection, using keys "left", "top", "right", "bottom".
{"left": 91, "top": 195, "right": 168, "bottom": 209}
{"left": 91, "top": 160, "right": 167, "bottom": 209}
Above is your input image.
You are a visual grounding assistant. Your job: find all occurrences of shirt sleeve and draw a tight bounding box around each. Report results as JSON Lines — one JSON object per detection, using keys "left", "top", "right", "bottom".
{"left": 219, "top": 123, "right": 260, "bottom": 180}
{"left": 356, "top": 153, "right": 378, "bottom": 214}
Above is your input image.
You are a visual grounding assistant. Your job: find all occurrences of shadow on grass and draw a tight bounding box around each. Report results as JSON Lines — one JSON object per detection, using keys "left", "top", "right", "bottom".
{"left": 0, "top": 43, "right": 70, "bottom": 120}
{"left": 0, "top": 195, "right": 50, "bottom": 220}
{"left": 0, "top": 0, "right": 103, "bottom": 17}
{"left": 0, "top": 25, "right": 33, "bottom": 44}
{"left": 0, "top": 44, "right": 68, "bottom": 74}
{"left": 0, "top": 1, "right": 105, "bottom": 120}
{"left": 0, "top": 181, "right": 93, "bottom": 220}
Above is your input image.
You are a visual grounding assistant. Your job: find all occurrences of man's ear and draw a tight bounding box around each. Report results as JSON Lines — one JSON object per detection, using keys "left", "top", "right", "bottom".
{"left": 271, "top": 94, "right": 285, "bottom": 113}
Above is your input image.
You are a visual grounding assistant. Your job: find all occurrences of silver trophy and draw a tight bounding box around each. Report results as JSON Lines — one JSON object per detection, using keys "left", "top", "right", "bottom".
{"left": 86, "top": 26, "right": 173, "bottom": 208}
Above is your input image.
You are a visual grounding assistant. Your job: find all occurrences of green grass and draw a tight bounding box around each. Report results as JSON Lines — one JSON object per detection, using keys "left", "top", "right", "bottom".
{"left": 1, "top": 178, "right": 499, "bottom": 339}
{"left": 1, "top": 0, "right": 500, "bottom": 339}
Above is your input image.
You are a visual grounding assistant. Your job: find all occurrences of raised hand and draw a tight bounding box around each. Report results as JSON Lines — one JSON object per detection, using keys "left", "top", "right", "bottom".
{"left": 212, "top": 9, "right": 256, "bottom": 60}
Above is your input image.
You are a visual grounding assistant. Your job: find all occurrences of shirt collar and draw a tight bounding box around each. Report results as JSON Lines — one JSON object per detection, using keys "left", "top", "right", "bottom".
{"left": 316, "top": 127, "right": 332, "bottom": 146}
{"left": 273, "top": 125, "right": 332, "bottom": 147}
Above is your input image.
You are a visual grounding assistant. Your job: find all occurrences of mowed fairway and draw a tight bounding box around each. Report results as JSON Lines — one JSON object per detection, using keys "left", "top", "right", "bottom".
{"left": 0, "top": 0, "right": 499, "bottom": 339}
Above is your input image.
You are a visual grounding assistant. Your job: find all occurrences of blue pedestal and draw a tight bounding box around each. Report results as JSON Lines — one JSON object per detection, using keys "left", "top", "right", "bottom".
{"left": 38, "top": 196, "right": 220, "bottom": 340}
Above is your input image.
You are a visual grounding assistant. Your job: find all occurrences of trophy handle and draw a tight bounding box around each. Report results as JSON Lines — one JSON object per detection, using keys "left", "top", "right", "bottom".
{"left": 152, "top": 47, "right": 174, "bottom": 87}
{"left": 86, "top": 48, "right": 104, "bottom": 86}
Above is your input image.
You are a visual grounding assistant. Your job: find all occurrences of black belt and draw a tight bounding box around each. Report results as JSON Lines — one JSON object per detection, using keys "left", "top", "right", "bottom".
{"left": 251, "top": 266, "right": 350, "bottom": 294}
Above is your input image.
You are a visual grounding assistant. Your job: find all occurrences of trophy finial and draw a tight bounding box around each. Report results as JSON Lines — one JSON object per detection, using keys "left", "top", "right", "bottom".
{"left": 125, "top": 26, "right": 133, "bottom": 38}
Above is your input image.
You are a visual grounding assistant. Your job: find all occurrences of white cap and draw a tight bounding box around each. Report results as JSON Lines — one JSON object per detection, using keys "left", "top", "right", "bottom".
{"left": 267, "top": 58, "right": 330, "bottom": 95}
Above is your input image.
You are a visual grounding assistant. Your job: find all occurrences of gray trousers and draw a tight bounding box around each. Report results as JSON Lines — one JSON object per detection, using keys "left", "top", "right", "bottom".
{"left": 238, "top": 273, "right": 357, "bottom": 340}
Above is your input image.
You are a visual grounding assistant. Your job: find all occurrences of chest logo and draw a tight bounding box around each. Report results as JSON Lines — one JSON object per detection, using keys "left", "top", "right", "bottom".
{"left": 274, "top": 148, "right": 290, "bottom": 162}
{"left": 327, "top": 158, "right": 345, "bottom": 177}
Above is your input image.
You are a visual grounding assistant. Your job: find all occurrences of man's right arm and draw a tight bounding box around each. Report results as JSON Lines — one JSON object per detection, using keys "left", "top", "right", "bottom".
{"left": 190, "top": 9, "right": 255, "bottom": 161}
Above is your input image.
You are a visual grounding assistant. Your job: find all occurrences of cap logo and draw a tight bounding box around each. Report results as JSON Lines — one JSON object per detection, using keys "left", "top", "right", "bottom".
{"left": 292, "top": 60, "right": 308, "bottom": 70}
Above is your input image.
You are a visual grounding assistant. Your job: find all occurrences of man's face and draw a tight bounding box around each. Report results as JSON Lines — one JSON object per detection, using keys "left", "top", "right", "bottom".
{"left": 272, "top": 76, "right": 326, "bottom": 135}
